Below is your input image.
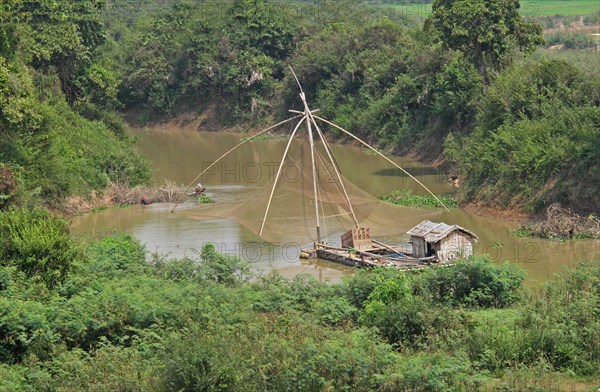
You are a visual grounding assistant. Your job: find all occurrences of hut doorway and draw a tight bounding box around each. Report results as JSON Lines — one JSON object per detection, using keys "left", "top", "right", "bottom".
{"left": 426, "top": 242, "right": 435, "bottom": 257}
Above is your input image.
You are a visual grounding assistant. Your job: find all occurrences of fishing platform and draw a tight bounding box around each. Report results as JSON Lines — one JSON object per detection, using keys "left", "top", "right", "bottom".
{"left": 303, "top": 221, "right": 478, "bottom": 270}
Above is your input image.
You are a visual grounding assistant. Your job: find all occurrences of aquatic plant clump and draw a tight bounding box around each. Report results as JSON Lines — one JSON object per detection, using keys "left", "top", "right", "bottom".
{"left": 198, "top": 194, "right": 215, "bottom": 204}
{"left": 379, "top": 189, "right": 459, "bottom": 209}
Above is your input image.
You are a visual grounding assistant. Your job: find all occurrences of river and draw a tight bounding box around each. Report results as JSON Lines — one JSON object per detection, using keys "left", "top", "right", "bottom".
{"left": 71, "top": 126, "right": 600, "bottom": 284}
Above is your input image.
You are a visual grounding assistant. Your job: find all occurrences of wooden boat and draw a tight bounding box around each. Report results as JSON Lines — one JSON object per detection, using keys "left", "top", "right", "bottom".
{"left": 301, "top": 228, "right": 455, "bottom": 271}
{"left": 313, "top": 243, "right": 448, "bottom": 271}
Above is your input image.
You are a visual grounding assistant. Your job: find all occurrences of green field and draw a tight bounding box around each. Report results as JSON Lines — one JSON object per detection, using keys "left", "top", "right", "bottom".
{"left": 375, "top": 1, "right": 600, "bottom": 17}
{"left": 525, "top": 0, "right": 600, "bottom": 16}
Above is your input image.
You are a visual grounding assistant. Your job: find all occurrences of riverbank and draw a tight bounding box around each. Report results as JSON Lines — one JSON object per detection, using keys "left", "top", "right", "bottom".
{"left": 60, "top": 180, "right": 188, "bottom": 217}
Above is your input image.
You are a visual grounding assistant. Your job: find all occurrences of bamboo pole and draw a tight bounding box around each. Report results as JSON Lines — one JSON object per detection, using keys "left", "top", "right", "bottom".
{"left": 289, "top": 109, "right": 319, "bottom": 115}
{"left": 309, "top": 115, "right": 360, "bottom": 228}
{"left": 170, "top": 115, "right": 301, "bottom": 213}
{"left": 313, "top": 115, "right": 450, "bottom": 211}
{"left": 371, "top": 239, "right": 402, "bottom": 254}
{"left": 259, "top": 117, "right": 306, "bottom": 236}
{"left": 304, "top": 103, "right": 321, "bottom": 243}
{"left": 289, "top": 65, "right": 322, "bottom": 243}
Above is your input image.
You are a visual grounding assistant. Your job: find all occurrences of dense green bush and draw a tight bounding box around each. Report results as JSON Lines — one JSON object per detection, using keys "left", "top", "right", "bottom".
{"left": 379, "top": 352, "right": 487, "bottom": 391}
{"left": 198, "top": 243, "right": 250, "bottom": 285}
{"left": 463, "top": 262, "right": 600, "bottom": 376}
{"left": 115, "top": 0, "right": 297, "bottom": 119}
{"left": 0, "top": 228, "right": 597, "bottom": 389}
{"left": 517, "top": 262, "right": 600, "bottom": 375}
{"left": 413, "top": 257, "right": 526, "bottom": 308}
{"left": 162, "top": 319, "right": 399, "bottom": 392}
{"left": 0, "top": 208, "right": 77, "bottom": 288}
{"left": 447, "top": 55, "right": 600, "bottom": 212}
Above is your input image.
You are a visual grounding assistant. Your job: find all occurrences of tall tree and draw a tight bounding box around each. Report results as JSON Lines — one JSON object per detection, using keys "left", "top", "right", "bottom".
{"left": 428, "top": 0, "right": 544, "bottom": 81}
{"left": 4, "top": 0, "right": 107, "bottom": 103}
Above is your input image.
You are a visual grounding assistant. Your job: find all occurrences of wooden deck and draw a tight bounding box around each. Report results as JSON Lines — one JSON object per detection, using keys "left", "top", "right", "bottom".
{"left": 311, "top": 243, "right": 453, "bottom": 271}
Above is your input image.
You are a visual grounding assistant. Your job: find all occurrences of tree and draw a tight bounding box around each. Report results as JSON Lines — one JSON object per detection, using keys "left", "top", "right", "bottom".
{"left": 428, "top": 0, "right": 544, "bottom": 81}
{"left": 5, "top": 0, "right": 108, "bottom": 103}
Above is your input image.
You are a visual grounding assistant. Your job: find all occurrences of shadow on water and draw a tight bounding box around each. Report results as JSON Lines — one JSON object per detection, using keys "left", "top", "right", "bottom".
{"left": 373, "top": 166, "right": 441, "bottom": 178}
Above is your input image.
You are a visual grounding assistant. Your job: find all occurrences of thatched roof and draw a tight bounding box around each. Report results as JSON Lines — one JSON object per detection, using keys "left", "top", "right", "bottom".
{"left": 407, "top": 220, "right": 478, "bottom": 243}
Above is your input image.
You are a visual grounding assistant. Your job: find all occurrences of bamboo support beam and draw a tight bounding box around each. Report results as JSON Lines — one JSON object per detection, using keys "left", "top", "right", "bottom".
{"left": 309, "top": 115, "right": 360, "bottom": 228}
{"left": 171, "top": 115, "right": 301, "bottom": 213}
{"left": 304, "top": 99, "right": 321, "bottom": 243}
{"left": 313, "top": 115, "right": 450, "bottom": 212}
{"left": 259, "top": 117, "right": 306, "bottom": 236}
{"left": 289, "top": 65, "right": 322, "bottom": 243}
{"left": 371, "top": 239, "right": 402, "bottom": 254}
{"left": 289, "top": 109, "right": 319, "bottom": 115}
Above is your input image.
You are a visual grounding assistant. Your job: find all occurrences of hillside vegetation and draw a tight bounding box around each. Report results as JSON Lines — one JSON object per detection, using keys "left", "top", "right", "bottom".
{"left": 0, "top": 0, "right": 150, "bottom": 209}
{"left": 98, "top": 0, "right": 599, "bottom": 214}
{"left": 446, "top": 52, "right": 600, "bottom": 213}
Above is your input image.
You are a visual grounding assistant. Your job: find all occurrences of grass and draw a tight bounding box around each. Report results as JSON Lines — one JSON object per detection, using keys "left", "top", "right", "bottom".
{"left": 198, "top": 194, "right": 215, "bottom": 204}
{"left": 372, "top": 1, "right": 599, "bottom": 17}
{"left": 511, "top": 227, "right": 534, "bottom": 238}
{"left": 378, "top": 189, "right": 459, "bottom": 209}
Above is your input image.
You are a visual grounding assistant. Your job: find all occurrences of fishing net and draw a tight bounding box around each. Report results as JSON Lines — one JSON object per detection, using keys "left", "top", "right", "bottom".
{"left": 180, "top": 120, "right": 442, "bottom": 245}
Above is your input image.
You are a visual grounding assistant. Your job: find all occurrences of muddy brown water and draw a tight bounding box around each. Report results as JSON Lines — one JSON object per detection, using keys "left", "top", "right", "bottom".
{"left": 71, "top": 127, "right": 600, "bottom": 284}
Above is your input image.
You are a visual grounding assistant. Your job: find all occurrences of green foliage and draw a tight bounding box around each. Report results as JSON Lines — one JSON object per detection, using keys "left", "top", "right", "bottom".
{"left": 432, "top": 54, "right": 482, "bottom": 125}
{"left": 286, "top": 19, "right": 478, "bottom": 151}
{"left": 0, "top": 364, "right": 28, "bottom": 392}
{"left": 0, "top": 208, "right": 77, "bottom": 288}
{"left": 428, "top": 0, "right": 544, "bottom": 78}
{"left": 517, "top": 261, "right": 600, "bottom": 374}
{"left": 162, "top": 319, "right": 399, "bottom": 392}
{"left": 117, "top": 0, "right": 296, "bottom": 119}
{"left": 447, "top": 55, "right": 600, "bottom": 211}
{"left": 379, "top": 352, "right": 488, "bottom": 391}
{"left": 350, "top": 258, "right": 525, "bottom": 349}
{"left": 464, "top": 262, "right": 599, "bottom": 375}
{"left": 0, "top": 166, "right": 19, "bottom": 209}
{"left": 82, "top": 234, "right": 147, "bottom": 278}
{"left": 413, "top": 257, "right": 526, "bottom": 308}
{"left": 198, "top": 243, "right": 249, "bottom": 285}
{"left": 0, "top": 87, "right": 150, "bottom": 203}
{"left": 511, "top": 227, "right": 534, "bottom": 238}
{"left": 545, "top": 31, "right": 597, "bottom": 50}
{"left": 0, "top": 228, "right": 597, "bottom": 389}
{"left": 198, "top": 194, "right": 215, "bottom": 204}
{"left": 31, "top": 341, "right": 162, "bottom": 391}
{"left": 379, "top": 189, "right": 459, "bottom": 208}
{"left": 3, "top": 0, "right": 113, "bottom": 106}
{"left": 0, "top": 4, "right": 150, "bottom": 209}
{"left": 43, "top": 101, "right": 150, "bottom": 194}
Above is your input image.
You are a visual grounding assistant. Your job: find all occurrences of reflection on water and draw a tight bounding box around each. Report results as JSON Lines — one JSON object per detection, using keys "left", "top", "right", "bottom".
{"left": 71, "top": 127, "right": 600, "bottom": 284}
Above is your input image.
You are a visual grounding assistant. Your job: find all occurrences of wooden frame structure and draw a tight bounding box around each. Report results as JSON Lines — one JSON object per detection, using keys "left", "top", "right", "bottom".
{"left": 173, "top": 66, "right": 449, "bottom": 244}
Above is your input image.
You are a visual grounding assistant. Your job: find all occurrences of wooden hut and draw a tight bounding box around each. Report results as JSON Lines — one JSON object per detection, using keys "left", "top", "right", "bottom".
{"left": 407, "top": 220, "right": 478, "bottom": 262}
